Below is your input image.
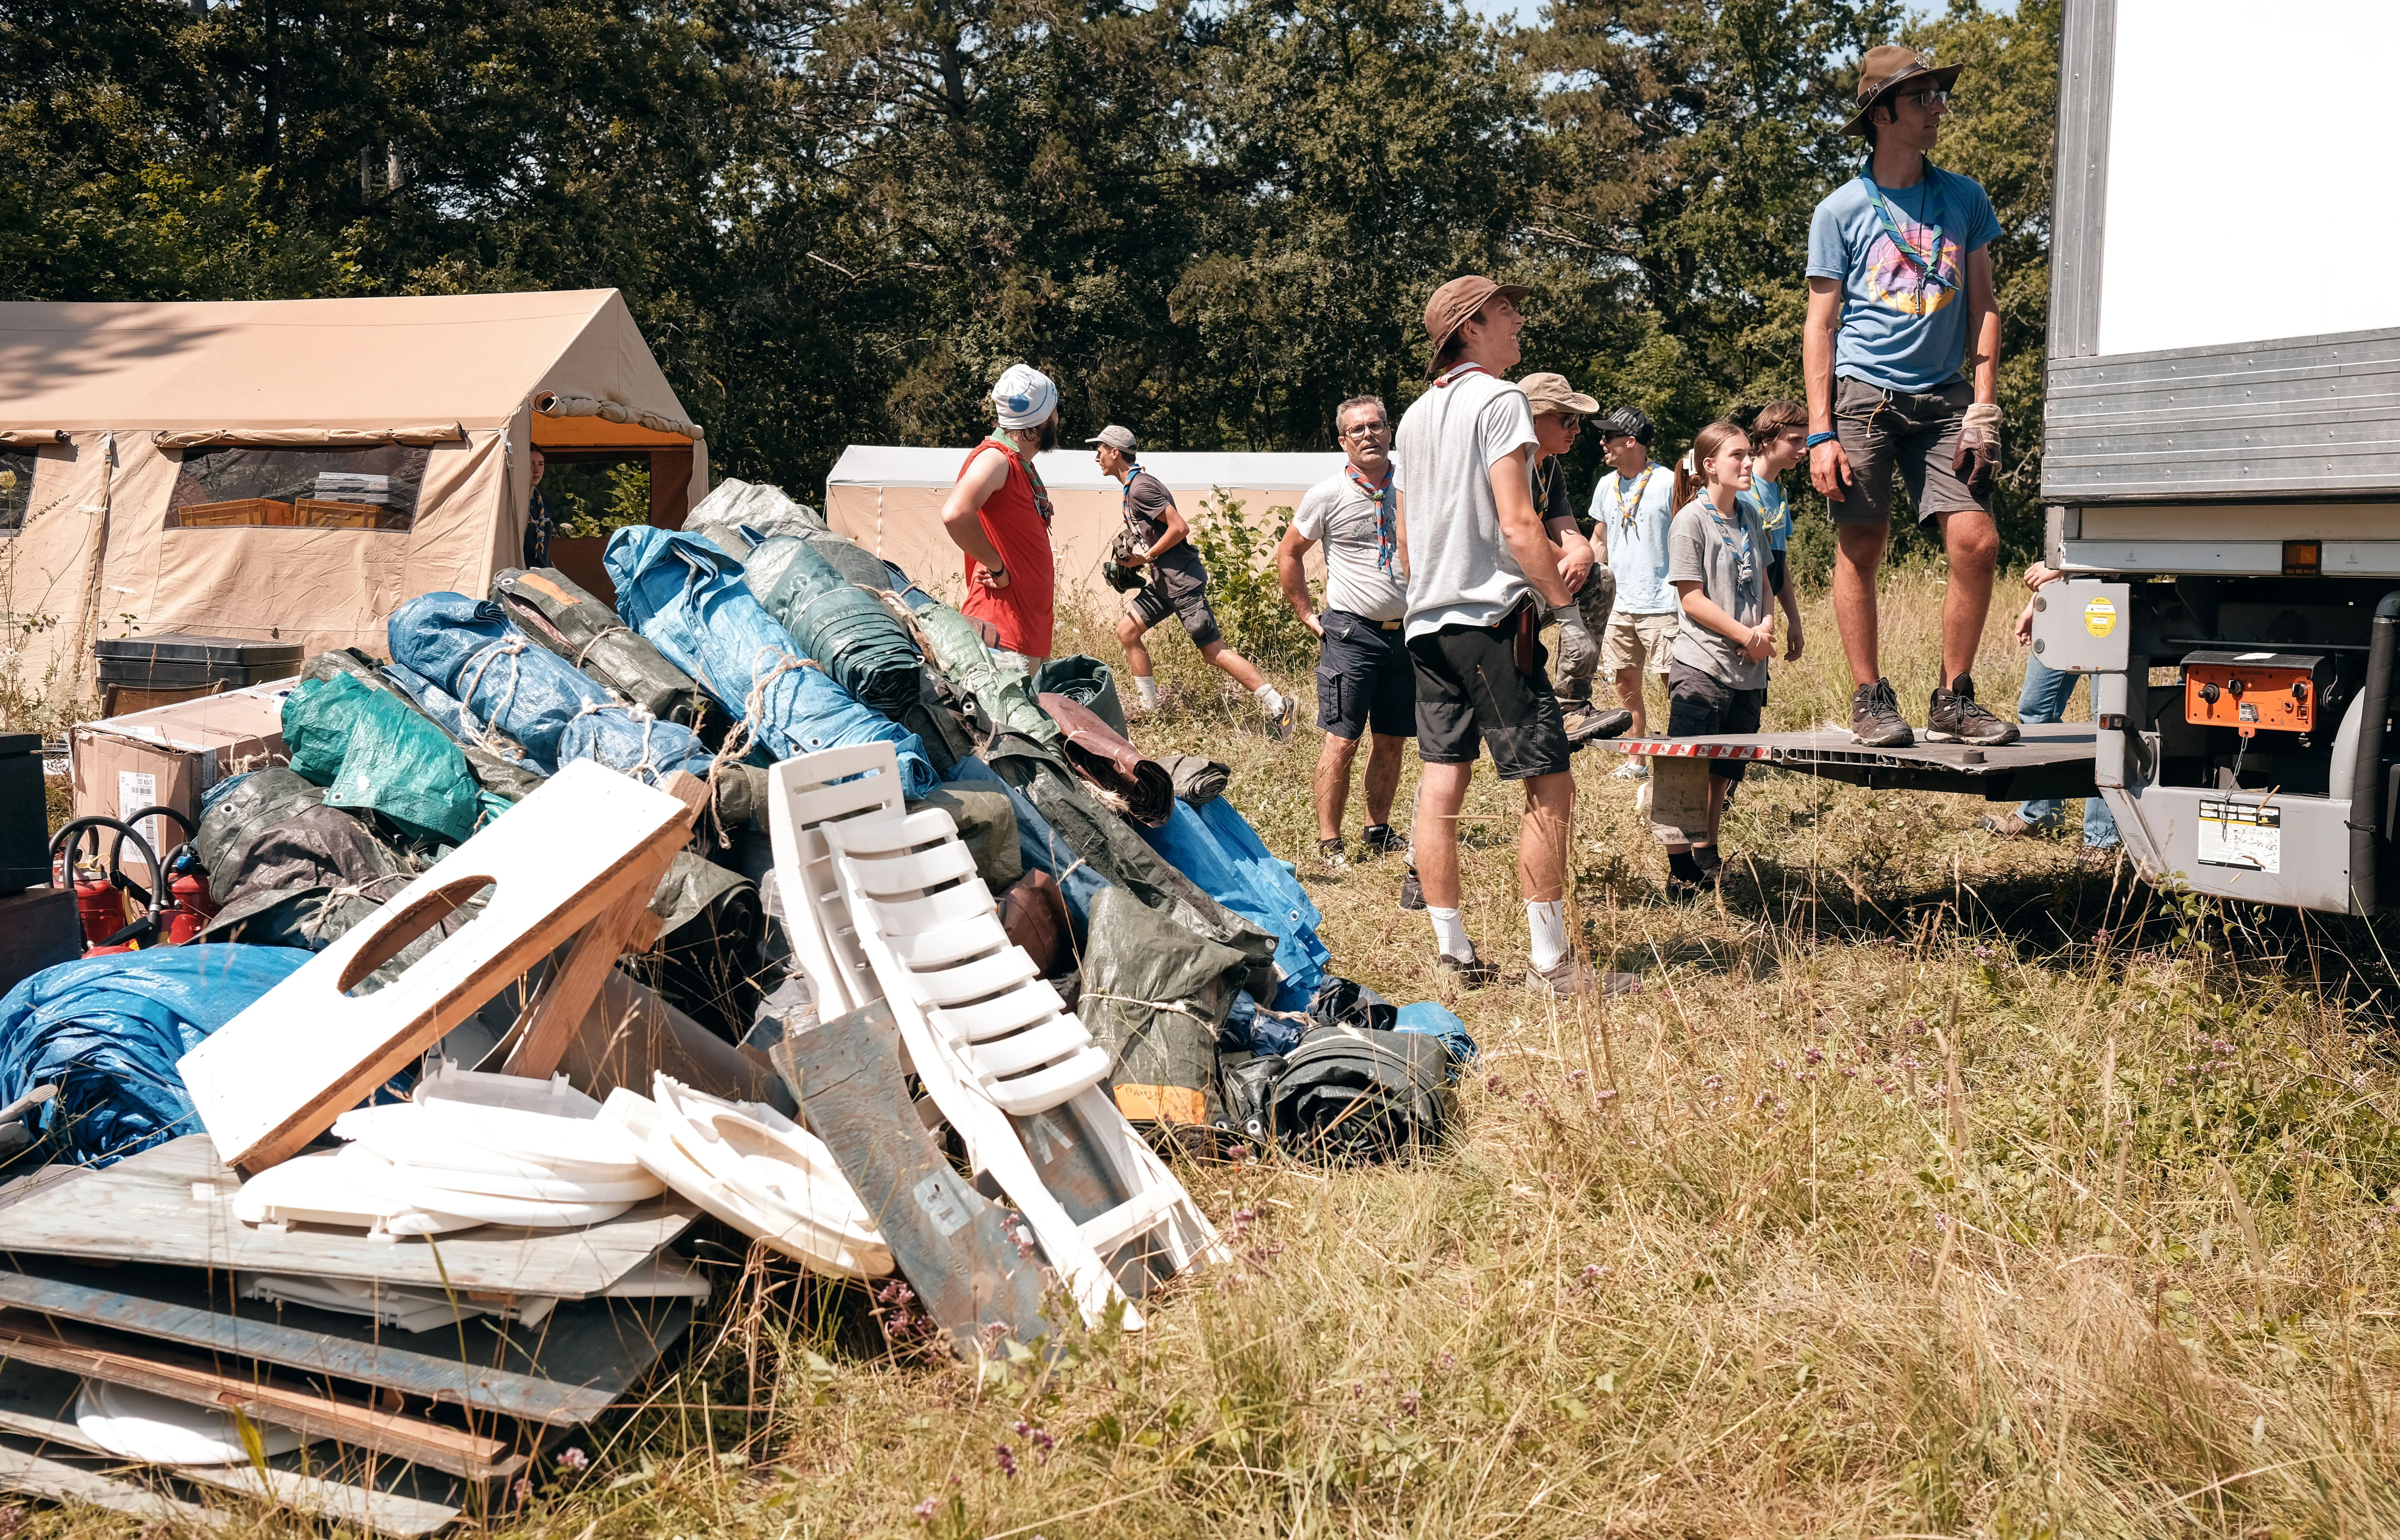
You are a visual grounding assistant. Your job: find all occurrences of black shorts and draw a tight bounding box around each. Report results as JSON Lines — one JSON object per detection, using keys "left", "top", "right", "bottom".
{"left": 1666, "top": 661, "right": 1766, "bottom": 784}
{"left": 1128, "top": 560, "right": 1221, "bottom": 648}
{"left": 1315, "top": 609, "right": 1414, "bottom": 739}
{"left": 1408, "top": 608, "right": 1571, "bottom": 781}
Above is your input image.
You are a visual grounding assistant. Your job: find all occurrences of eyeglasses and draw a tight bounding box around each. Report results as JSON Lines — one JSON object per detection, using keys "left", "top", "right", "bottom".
{"left": 1894, "top": 87, "right": 1947, "bottom": 110}
{"left": 1341, "top": 421, "right": 1390, "bottom": 439}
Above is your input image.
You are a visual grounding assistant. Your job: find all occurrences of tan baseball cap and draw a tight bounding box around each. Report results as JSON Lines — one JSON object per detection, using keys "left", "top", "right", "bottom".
{"left": 1086, "top": 424, "right": 1137, "bottom": 453}
{"left": 1423, "top": 275, "right": 1532, "bottom": 376}
{"left": 1519, "top": 373, "right": 1598, "bottom": 416}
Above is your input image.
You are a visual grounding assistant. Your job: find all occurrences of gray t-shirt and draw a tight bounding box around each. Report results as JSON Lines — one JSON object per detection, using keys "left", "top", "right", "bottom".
{"left": 1666, "top": 496, "right": 1772, "bottom": 690}
{"left": 1292, "top": 471, "right": 1407, "bottom": 623}
{"left": 1393, "top": 368, "right": 1541, "bottom": 638}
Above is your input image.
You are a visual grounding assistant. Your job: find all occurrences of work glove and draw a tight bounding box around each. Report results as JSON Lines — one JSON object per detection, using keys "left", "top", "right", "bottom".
{"left": 1954, "top": 401, "right": 2002, "bottom": 493}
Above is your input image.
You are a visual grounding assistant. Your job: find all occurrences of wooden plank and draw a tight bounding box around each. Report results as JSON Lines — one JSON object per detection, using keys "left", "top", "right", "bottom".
{"left": 178, "top": 759, "right": 696, "bottom": 1170}
{"left": 0, "top": 1365, "right": 464, "bottom": 1537}
{"left": 0, "top": 1439, "right": 228, "bottom": 1530}
{"left": 776, "top": 1003, "right": 1057, "bottom": 1359}
{"left": 0, "top": 1137, "right": 696, "bottom": 1298}
{"left": 502, "top": 771, "right": 706, "bottom": 1081}
{"left": 0, "top": 1315, "right": 521, "bottom": 1481}
{"left": 0, "top": 1262, "right": 695, "bottom": 1427}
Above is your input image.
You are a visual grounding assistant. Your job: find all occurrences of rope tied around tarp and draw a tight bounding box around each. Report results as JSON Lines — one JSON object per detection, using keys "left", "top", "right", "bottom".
{"left": 573, "top": 623, "right": 634, "bottom": 671}
{"left": 457, "top": 634, "right": 532, "bottom": 759}
{"left": 300, "top": 874, "right": 416, "bottom": 941}
{"left": 1077, "top": 990, "right": 1218, "bottom": 1024}
{"left": 696, "top": 648, "right": 811, "bottom": 850}
{"left": 570, "top": 697, "right": 663, "bottom": 784}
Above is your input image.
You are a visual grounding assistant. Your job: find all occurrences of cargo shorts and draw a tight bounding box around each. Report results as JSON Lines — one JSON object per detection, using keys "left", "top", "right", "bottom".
{"left": 1409, "top": 604, "right": 1570, "bottom": 781}
{"left": 1827, "top": 375, "right": 1992, "bottom": 528}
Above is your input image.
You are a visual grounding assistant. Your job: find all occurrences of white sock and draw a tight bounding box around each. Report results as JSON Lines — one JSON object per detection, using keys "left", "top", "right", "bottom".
{"left": 1133, "top": 674, "right": 1160, "bottom": 708}
{"left": 1428, "top": 906, "right": 1471, "bottom": 959}
{"left": 1527, "top": 899, "right": 1568, "bottom": 972}
{"left": 1255, "top": 683, "right": 1286, "bottom": 716}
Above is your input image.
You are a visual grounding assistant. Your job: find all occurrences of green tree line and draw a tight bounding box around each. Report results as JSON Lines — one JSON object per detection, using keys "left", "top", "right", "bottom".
{"left": 1, "top": 0, "right": 2058, "bottom": 568}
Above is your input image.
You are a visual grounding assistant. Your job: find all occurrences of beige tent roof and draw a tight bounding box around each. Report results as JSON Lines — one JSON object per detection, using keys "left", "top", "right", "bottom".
{"left": 0, "top": 290, "right": 695, "bottom": 433}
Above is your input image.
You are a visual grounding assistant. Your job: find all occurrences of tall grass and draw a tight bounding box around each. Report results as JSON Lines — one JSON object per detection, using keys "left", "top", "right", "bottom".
{"left": 19, "top": 573, "right": 2400, "bottom": 1539}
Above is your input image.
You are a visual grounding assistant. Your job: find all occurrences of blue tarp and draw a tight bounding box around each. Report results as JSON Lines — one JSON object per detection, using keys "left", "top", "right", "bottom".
{"left": 604, "top": 528, "right": 936, "bottom": 798}
{"left": 387, "top": 593, "right": 717, "bottom": 788}
{"left": 1140, "top": 797, "right": 1330, "bottom": 1011}
{"left": 945, "top": 755, "right": 1110, "bottom": 922}
{"left": 1396, "top": 1002, "right": 1477, "bottom": 1071}
{"left": 0, "top": 945, "right": 312, "bottom": 1167}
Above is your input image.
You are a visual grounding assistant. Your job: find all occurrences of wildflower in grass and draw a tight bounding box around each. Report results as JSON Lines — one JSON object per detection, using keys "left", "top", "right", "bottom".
{"left": 1031, "top": 1428, "right": 1055, "bottom": 1456}
{"left": 1933, "top": 1213, "right": 1949, "bottom": 1230}
{"left": 555, "top": 1447, "right": 588, "bottom": 1472}
{"left": 994, "top": 1443, "right": 1018, "bottom": 1477}
{"left": 1486, "top": 1074, "right": 1507, "bottom": 1095}
{"left": 1805, "top": 1046, "right": 1824, "bottom": 1065}
{"left": 1597, "top": 1087, "right": 1619, "bottom": 1101}
{"left": 1972, "top": 946, "right": 1994, "bottom": 960}
{"left": 1401, "top": 1390, "right": 1421, "bottom": 1415}
{"left": 1568, "top": 1068, "right": 1587, "bottom": 1084}
{"left": 1702, "top": 1074, "right": 1723, "bottom": 1090}
{"left": 913, "top": 1498, "right": 938, "bottom": 1522}
{"left": 512, "top": 1478, "right": 531, "bottom": 1503}
{"left": 1437, "top": 1350, "right": 1456, "bottom": 1371}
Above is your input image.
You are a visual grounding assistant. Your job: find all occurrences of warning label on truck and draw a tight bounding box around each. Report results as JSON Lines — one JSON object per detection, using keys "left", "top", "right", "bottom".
{"left": 2197, "top": 799, "right": 2280, "bottom": 873}
{"left": 2083, "top": 596, "right": 2118, "bottom": 638}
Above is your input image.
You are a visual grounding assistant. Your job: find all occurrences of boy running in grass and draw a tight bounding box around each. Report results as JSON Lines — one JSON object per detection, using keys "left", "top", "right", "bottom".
{"left": 1663, "top": 422, "right": 1775, "bottom": 893}
{"left": 1740, "top": 400, "right": 1810, "bottom": 664}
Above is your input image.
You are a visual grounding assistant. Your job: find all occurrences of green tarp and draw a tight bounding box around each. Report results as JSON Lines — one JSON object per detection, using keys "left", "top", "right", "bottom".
{"left": 282, "top": 673, "right": 482, "bottom": 845}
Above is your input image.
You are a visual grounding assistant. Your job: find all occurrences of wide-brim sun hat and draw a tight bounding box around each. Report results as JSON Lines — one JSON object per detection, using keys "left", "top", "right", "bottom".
{"left": 1520, "top": 373, "right": 1599, "bottom": 416}
{"left": 1842, "top": 45, "right": 1964, "bottom": 138}
{"left": 1423, "top": 275, "right": 1533, "bottom": 377}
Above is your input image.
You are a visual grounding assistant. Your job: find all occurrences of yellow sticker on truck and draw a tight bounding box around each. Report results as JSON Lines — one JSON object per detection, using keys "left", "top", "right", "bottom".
{"left": 2083, "top": 596, "right": 2119, "bottom": 638}
{"left": 2197, "top": 799, "right": 2279, "bottom": 874}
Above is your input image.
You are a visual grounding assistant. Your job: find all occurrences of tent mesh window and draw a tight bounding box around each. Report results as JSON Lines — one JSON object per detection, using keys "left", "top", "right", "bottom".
{"left": 0, "top": 450, "right": 33, "bottom": 534}
{"left": 166, "top": 445, "right": 431, "bottom": 531}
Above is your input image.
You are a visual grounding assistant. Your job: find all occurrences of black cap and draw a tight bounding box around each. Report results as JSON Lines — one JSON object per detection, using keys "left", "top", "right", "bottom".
{"left": 1597, "top": 406, "right": 1654, "bottom": 446}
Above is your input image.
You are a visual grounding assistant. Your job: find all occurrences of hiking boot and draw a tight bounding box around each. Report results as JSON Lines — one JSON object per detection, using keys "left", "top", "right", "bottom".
{"left": 1360, "top": 823, "right": 1408, "bottom": 858}
{"left": 1318, "top": 836, "right": 1347, "bottom": 870}
{"left": 1523, "top": 949, "right": 1598, "bottom": 998}
{"left": 1565, "top": 704, "right": 1634, "bottom": 746}
{"left": 1978, "top": 811, "right": 2050, "bottom": 839}
{"left": 1927, "top": 674, "right": 2020, "bottom": 746}
{"left": 1437, "top": 947, "right": 1501, "bottom": 988}
{"left": 1692, "top": 845, "right": 1725, "bottom": 884}
{"left": 1850, "top": 678, "right": 1915, "bottom": 748}
{"left": 1398, "top": 867, "right": 1427, "bottom": 911}
{"left": 1264, "top": 696, "right": 1297, "bottom": 743}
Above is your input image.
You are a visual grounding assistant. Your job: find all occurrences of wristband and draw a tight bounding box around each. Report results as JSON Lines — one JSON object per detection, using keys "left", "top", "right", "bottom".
{"left": 1805, "top": 431, "right": 1837, "bottom": 448}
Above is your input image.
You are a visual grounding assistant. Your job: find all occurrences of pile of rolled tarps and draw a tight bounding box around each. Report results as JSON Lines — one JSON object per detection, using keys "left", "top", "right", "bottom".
{"left": 741, "top": 536, "right": 923, "bottom": 716}
{"left": 907, "top": 596, "right": 1060, "bottom": 745}
{"left": 386, "top": 593, "right": 715, "bottom": 788}
{"left": 492, "top": 566, "right": 713, "bottom": 731}
{"left": 604, "top": 528, "right": 937, "bottom": 800}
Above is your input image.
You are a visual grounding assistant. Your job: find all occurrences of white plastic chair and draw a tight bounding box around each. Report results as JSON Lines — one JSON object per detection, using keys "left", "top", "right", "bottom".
{"left": 818, "top": 796, "right": 1222, "bottom": 1325}
{"left": 765, "top": 743, "right": 911, "bottom": 1017}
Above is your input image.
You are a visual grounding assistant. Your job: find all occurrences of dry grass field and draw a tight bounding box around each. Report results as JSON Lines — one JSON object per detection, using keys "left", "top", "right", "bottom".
{"left": 14, "top": 571, "right": 2400, "bottom": 1539}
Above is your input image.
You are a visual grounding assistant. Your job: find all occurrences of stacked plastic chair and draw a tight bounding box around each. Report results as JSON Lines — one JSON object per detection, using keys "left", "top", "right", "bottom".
{"left": 768, "top": 745, "right": 1223, "bottom": 1327}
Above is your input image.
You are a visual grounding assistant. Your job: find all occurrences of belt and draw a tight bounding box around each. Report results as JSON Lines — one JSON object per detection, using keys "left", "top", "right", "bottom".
{"left": 1374, "top": 618, "right": 1402, "bottom": 631}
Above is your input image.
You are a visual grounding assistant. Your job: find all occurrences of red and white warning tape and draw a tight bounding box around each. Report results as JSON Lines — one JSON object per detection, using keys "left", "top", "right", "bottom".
{"left": 1607, "top": 738, "right": 1773, "bottom": 761}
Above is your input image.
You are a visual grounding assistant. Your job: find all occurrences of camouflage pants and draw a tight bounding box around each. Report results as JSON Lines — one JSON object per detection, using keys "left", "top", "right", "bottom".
{"left": 1547, "top": 564, "right": 1617, "bottom": 704}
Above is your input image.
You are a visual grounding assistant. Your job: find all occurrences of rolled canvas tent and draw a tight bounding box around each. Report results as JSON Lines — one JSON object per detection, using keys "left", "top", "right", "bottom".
{"left": 0, "top": 290, "right": 704, "bottom": 693}
{"left": 823, "top": 447, "right": 1343, "bottom": 607}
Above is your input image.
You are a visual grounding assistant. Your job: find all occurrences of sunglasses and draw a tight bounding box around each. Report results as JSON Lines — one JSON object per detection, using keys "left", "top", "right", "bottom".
{"left": 1542, "top": 412, "right": 1582, "bottom": 428}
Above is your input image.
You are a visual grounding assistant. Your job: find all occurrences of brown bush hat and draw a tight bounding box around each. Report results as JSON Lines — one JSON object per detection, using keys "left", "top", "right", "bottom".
{"left": 1519, "top": 372, "right": 1598, "bottom": 416}
{"left": 1423, "top": 275, "right": 1532, "bottom": 376}
{"left": 1842, "top": 45, "right": 1963, "bottom": 138}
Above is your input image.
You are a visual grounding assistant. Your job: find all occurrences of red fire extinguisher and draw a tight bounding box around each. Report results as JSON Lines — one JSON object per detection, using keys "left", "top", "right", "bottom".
{"left": 158, "top": 841, "right": 217, "bottom": 944}
{"left": 48, "top": 816, "right": 163, "bottom": 955}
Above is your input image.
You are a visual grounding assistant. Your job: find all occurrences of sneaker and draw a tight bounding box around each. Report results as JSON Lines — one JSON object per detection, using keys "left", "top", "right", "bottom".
{"left": 1436, "top": 947, "right": 1501, "bottom": 987}
{"left": 1263, "top": 696, "right": 1297, "bottom": 743}
{"left": 1978, "top": 812, "right": 2051, "bottom": 839}
{"left": 1611, "top": 759, "right": 1649, "bottom": 781}
{"left": 1565, "top": 705, "right": 1634, "bottom": 746}
{"left": 1850, "top": 678, "right": 1915, "bottom": 748}
{"left": 1398, "top": 867, "right": 1427, "bottom": 911}
{"left": 1318, "top": 836, "right": 1347, "bottom": 870}
{"left": 2076, "top": 842, "right": 2124, "bottom": 871}
{"left": 1360, "top": 823, "right": 1408, "bottom": 858}
{"left": 1692, "top": 846, "right": 1725, "bottom": 884}
{"left": 1927, "top": 674, "right": 2020, "bottom": 746}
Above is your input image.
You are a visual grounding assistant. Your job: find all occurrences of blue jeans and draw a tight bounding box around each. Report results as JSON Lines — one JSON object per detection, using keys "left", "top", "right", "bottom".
{"left": 2015, "top": 656, "right": 2119, "bottom": 847}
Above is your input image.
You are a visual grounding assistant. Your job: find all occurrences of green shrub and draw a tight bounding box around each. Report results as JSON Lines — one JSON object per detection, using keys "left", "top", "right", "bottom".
{"left": 1189, "top": 487, "right": 1314, "bottom": 670}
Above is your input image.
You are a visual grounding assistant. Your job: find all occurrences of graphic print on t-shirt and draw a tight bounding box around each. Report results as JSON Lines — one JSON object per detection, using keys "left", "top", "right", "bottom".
{"left": 1865, "top": 218, "right": 1960, "bottom": 318}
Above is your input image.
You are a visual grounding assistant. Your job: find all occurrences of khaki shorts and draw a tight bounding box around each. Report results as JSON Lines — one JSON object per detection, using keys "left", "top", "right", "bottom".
{"left": 1600, "top": 609, "right": 1678, "bottom": 677}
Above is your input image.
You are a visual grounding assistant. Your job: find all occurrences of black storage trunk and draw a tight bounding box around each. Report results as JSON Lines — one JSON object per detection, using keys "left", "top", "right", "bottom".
{"left": 0, "top": 733, "right": 47, "bottom": 894}
{"left": 94, "top": 634, "right": 305, "bottom": 692}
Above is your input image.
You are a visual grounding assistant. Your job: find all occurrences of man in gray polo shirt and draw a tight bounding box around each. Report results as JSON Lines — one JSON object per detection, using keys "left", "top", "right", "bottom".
{"left": 1277, "top": 395, "right": 1411, "bottom": 867}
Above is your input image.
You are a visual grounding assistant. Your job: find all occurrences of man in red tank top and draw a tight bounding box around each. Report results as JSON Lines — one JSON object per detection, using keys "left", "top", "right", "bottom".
{"left": 942, "top": 363, "right": 1061, "bottom": 667}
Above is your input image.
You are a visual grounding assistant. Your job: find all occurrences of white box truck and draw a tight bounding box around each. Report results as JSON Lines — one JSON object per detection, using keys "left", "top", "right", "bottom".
{"left": 2030, "top": 0, "right": 2400, "bottom": 914}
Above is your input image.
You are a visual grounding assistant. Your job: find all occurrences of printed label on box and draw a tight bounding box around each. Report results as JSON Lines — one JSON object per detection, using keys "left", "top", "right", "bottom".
{"left": 2197, "top": 799, "right": 2280, "bottom": 873}
{"left": 117, "top": 769, "right": 160, "bottom": 860}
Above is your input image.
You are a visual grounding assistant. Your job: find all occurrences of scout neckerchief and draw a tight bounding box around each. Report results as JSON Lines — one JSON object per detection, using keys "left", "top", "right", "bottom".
{"left": 980, "top": 434, "right": 1054, "bottom": 527}
{"left": 1858, "top": 157, "right": 1958, "bottom": 308}
{"left": 1345, "top": 462, "right": 1399, "bottom": 573}
{"left": 1696, "top": 491, "right": 1760, "bottom": 605}
{"left": 1746, "top": 475, "right": 1787, "bottom": 543}
{"left": 1607, "top": 464, "right": 1657, "bottom": 536}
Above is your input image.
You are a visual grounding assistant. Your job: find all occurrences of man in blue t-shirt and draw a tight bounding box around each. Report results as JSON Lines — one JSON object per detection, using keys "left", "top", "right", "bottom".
{"left": 1805, "top": 44, "right": 2014, "bottom": 750}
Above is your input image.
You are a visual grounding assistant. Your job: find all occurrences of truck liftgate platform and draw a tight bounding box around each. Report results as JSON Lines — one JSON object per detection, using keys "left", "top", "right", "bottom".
{"left": 1600, "top": 721, "right": 2099, "bottom": 804}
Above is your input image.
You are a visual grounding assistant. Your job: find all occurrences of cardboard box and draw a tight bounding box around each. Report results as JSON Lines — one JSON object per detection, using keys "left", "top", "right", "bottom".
{"left": 68, "top": 682, "right": 295, "bottom": 878}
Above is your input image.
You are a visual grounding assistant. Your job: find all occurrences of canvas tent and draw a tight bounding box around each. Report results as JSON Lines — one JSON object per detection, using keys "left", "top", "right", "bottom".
{"left": 0, "top": 290, "right": 704, "bottom": 691}
{"left": 823, "top": 447, "right": 1345, "bottom": 607}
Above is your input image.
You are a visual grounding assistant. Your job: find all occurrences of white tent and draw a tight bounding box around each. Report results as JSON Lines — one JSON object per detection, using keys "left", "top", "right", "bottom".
{"left": 823, "top": 446, "right": 1346, "bottom": 607}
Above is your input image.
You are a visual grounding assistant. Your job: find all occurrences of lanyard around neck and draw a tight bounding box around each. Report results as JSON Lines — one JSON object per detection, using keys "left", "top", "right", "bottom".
{"left": 1859, "top": 158, "right": 1957, "bottom": 296}
{"left": 1433, "top": 362, "right": 1488, "bottom": 388}
{"left": 1701, "top": 495, "right": 1759, "bottom": 600}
